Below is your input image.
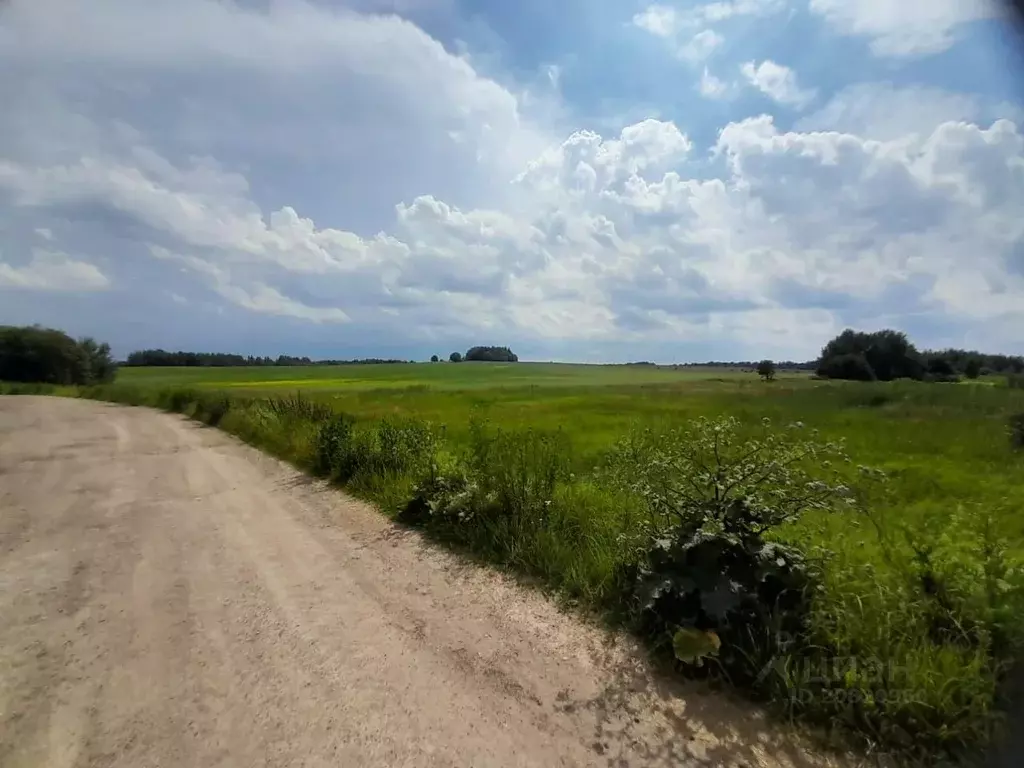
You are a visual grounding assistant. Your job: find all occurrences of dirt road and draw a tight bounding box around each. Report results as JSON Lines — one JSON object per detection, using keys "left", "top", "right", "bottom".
{"left": 0, "top": 397, "right": 845, "bottom": 767}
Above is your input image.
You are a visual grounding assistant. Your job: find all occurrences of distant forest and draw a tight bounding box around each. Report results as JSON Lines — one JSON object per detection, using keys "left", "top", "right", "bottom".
{"left": 123, "top": 350, "right": 409, "bottom": 367}
{"left": 125, "top": 345, "right": 522, "bottom": 367}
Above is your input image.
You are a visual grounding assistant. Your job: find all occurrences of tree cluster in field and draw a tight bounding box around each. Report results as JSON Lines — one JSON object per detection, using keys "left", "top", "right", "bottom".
{"left": 0, "top": 325, "right": 116, "bottom": 386}
{"left": 123, "top": 349, "right": 409, "bottom": 367}
{"left": 815, "top": 328, "right": 1024, "bottom": 382}
{"left": 442, "top": 346, "right": 518, "bottom": 363}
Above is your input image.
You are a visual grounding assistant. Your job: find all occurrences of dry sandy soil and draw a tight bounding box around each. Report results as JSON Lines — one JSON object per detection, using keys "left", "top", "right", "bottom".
{"left": 0, "top": 396, "right": 857, "bottom": 767}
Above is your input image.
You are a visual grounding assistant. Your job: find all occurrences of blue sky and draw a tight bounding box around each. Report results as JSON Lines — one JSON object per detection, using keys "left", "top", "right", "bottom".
{"left": 1, "top": 0, "right": 1023, "bottom": 362}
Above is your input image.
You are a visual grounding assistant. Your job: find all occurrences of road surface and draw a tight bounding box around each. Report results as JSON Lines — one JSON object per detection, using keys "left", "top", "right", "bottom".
{"left": 0, "top": 397, "right": 846, "bottom": 767}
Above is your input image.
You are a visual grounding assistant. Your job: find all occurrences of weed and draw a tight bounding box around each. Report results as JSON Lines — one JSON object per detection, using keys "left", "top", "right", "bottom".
{"left": 1009, "top": 413, "right": 1024, "bottom": 450}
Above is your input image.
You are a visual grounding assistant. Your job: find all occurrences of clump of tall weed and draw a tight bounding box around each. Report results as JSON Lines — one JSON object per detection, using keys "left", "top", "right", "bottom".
{"left": 403, "top": 419, "right": 572, "bottom": 559}
{"left": 196, "top": 392, "right": 232, "bottom": 426}
{"left": 1008, "top": 413, "right": 1024, "bottom": 450}
{"left": 601, "top": 417, "right": 860, "bottom": 692}
{"left": 266, "top": 392, "right": 334, "bottom": 422}
{"left": 805, "top": 503, "right": 1024, "bottom": 759}
{"left": 313, "top": 413, "right": 357, "bottom": 477}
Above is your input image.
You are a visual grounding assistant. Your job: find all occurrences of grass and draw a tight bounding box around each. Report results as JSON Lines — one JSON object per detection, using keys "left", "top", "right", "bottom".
{"left": 6, "top": 362, "right": 1024, "bottom": 764}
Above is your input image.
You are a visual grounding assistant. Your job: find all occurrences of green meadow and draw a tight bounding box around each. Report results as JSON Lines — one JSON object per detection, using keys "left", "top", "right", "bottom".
{"left": 19, "top": 362, "right": 1024, "bottom": 762}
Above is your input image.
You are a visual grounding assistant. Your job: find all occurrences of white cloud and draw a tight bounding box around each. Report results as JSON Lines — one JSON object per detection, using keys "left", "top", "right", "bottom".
{"left": 809, "top": 0, "right": 999, "bottom": 57}
{"left": 632, "top": 5, "right": 678, "bottom": 37}
{"left": 2, "top": 0, "right": 1024, "bottom": 359}
{"left": 633, "top": 1, "right": 784, "bottom": 62}
{"left": 0, "top": 249, "right": 109, "bottom": 291}
{"left": 634, "top": 0, "right": 785, "bottom": 34}
{"left": 797, "top": 83, "right": 984, "bottom": 140}
{"left": 0, "top": 0, "right": 551, "bottom": 231}
{"left": 740, "top": 60, "right": 816, "bottom": 107}
{"left": 699, "top": 68, "right": 731, "bottom": 99}
{"left": 680, "top": 29, "right": 725, "bottom": 62}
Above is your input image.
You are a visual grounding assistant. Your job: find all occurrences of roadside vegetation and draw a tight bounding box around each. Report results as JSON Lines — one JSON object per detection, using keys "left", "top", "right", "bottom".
{"left": 4, "top": 324, "right": 1024, "bottom": 764}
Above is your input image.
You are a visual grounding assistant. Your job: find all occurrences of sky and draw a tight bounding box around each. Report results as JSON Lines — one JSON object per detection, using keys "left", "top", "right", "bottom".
{"left": 1, "top": 0, "right": 1023, "bottom": 363}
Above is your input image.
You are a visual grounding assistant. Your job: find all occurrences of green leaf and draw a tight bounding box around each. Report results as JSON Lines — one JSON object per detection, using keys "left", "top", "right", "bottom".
{"left": 672, "top": 628, "right": 721, "bottom": 666}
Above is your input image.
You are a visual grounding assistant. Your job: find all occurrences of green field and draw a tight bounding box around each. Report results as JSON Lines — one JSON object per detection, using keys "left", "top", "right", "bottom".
{"left": 117, "top": 360, "right": 784, "bottom": 391}
{"left": 22, "top": 362, "right": 1024, "bottom": 761}
{"left": 117, "top": 363, "right": 810, "bottom": 460}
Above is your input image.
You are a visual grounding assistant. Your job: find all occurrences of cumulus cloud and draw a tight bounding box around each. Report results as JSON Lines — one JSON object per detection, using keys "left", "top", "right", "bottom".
{"left": 0, "top": 0, "right": 550, "bottom": 231}
{"left": 809, "top": 0, "right": 999, "bottom": 57}
{"left": 0, "top": 249, "right": 109, "bottom": 291}
{"left": 740, "top": 60, "right": 816, "bottom": 107}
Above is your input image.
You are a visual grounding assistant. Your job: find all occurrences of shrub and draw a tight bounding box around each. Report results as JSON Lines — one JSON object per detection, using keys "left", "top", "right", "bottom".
{"left": 757, "top": 359, "right": 776, "bottom": 382}
{"left": 372, "top": 417, "right": 436, "bottom": 476}
{"left": 965, "top": 359, "right": 983, "bottom": 380}
{"left": 603, "top": 417, "right": 857, "bottom": 683}
{"left": 400, "top": 450, "right": 479, "bottom": 527}
{"left": 314, "top": 413, "right": 357, "bottom": 477}
{"left": 198, "top": 393, "right": 232, "bottom": 426}
{"left": 403, "top": 420, "right": 571, "bottom": 557}
{"left": 466, "top": 419, "right": 570, "bottom": 527}
{"left": 1009, "top": 414, "right": 1024, "bottom": 450}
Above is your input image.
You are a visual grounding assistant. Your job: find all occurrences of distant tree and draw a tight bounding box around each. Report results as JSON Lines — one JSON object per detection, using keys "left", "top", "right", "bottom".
{"left": 817, "top": 329, "right": 923, "bottom": 382}
{"left": 924, "top": 354, "right": 959, "bottom": 382}
{"left": 965, "top": 358, "right": 982, "bottom": 380}
{"left": 464, "top": 345, "right": 518, "bottom": 362}
{"left": 430, "top": 354, "right": 439, "bottom": 363}
{"left": 449, "top": 352, "right": 463, "bottom": 363}
{"left": 817, "top": 352, "right": 877, "bottom": 382}
{"left": 0, "top": 325, "right": 116, "bottom": 385}
{"left": 77, "top": 337, "right": 117, "bottom": 384}
{"left": 756, "top": 359, "right": 776, "bottom": 381}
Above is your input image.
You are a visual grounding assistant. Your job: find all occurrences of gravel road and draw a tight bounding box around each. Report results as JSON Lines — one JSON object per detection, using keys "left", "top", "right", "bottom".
{"left": 0, "top": 397, "right": 847, "bottom": 767}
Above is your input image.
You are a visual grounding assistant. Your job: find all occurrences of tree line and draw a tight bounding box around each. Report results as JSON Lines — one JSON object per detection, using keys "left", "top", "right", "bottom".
{"left": 123, "top": 350, "right": 410, "bottom": 367}
{"left": 0, "top": 325, "right": 116, "bottom": 385}
{"left": 814, "top": 328, "right": 1024, "bottom": 382}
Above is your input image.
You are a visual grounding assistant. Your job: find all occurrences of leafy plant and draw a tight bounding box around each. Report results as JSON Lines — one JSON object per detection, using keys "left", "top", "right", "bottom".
{"left": 314, "top": 413, "right": 357, "bottom": 477}
{"left": 605, "top": 417, "right": 860, "bottom": 684}
{"left": 604, "top": 416, "right": 855, "bottom": 540}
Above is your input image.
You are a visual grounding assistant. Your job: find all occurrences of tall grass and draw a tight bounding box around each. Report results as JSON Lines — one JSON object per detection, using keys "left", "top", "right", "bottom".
{"left": 8, "top": 377, "right": 1024, "bottom": 763}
